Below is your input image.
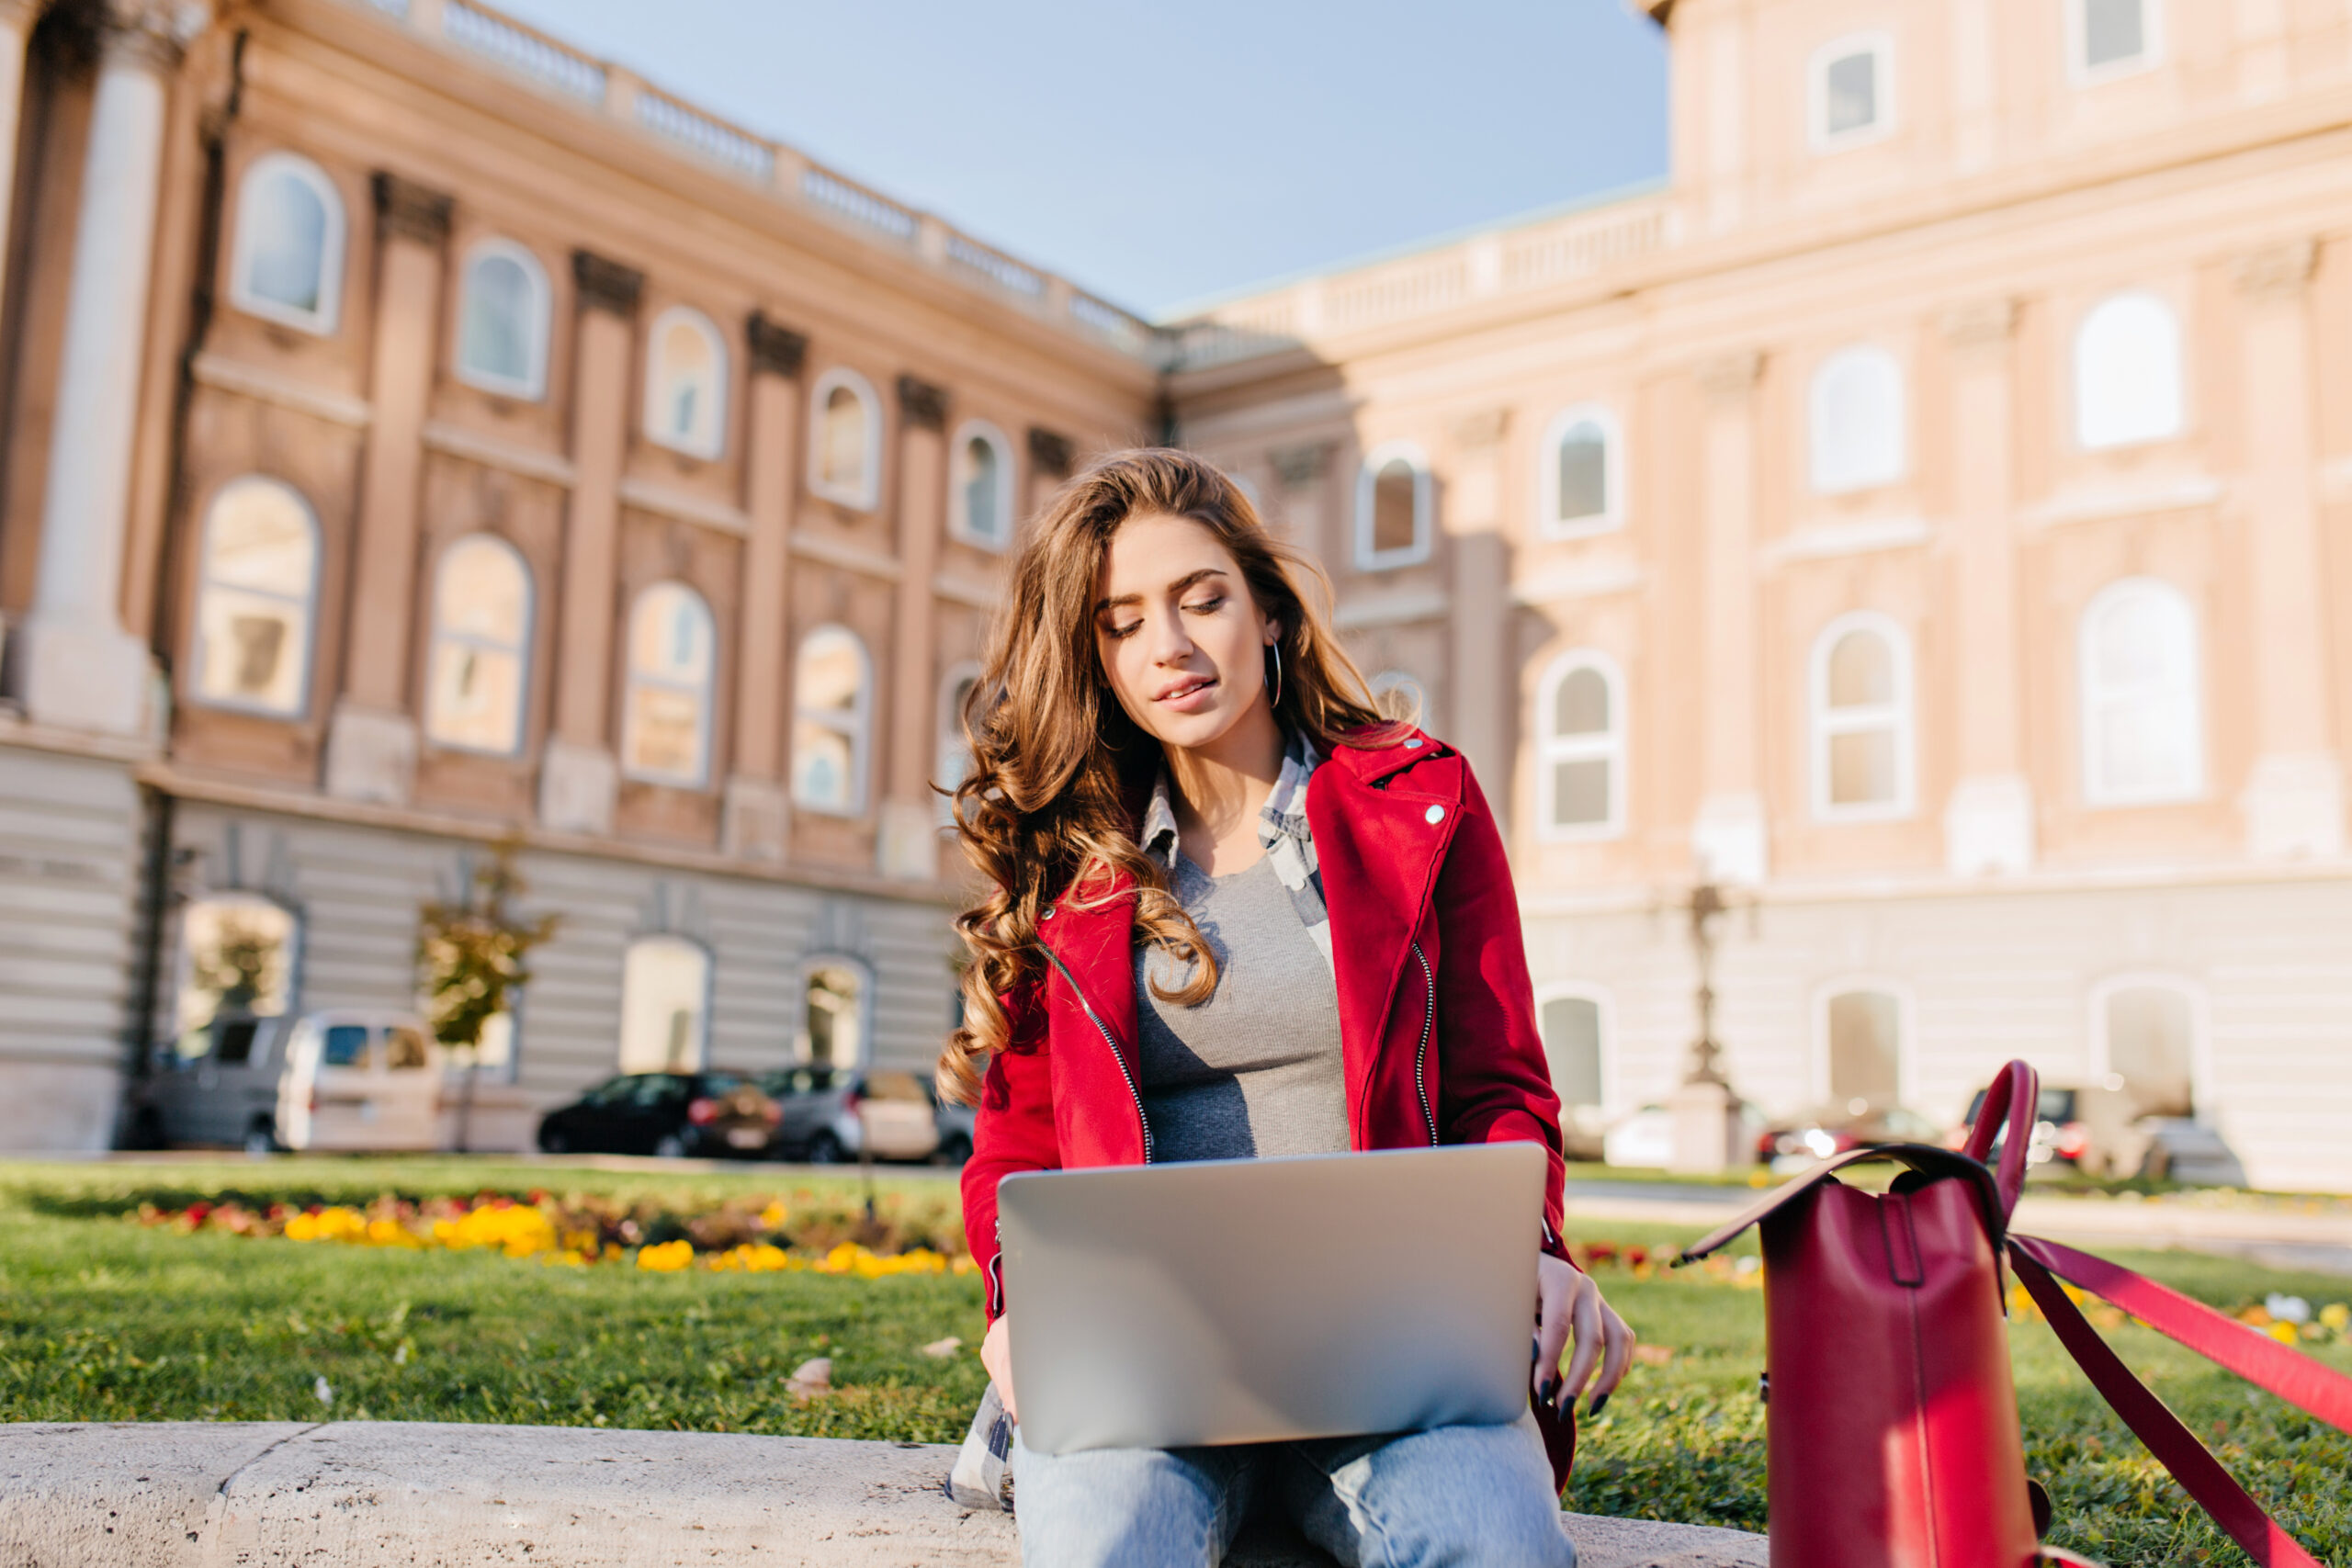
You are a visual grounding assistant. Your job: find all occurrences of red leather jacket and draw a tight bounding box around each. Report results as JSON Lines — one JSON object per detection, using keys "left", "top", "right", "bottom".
{"left": 960, "top": 730, "right": 1580, "bottom": 1483}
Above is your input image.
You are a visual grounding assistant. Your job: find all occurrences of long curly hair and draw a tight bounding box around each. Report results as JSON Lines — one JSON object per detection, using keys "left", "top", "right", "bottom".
{"left": 937, "top": 448, "right": 1400, "bottom": 1106}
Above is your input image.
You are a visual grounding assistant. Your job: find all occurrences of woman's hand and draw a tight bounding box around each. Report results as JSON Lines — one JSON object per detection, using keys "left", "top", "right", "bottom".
{"left": 980, "top": 1312, "right": 1018, "bottom": 1421}
{"left": 1534, "top": 1252, "right": 1634, "bottom": 1419}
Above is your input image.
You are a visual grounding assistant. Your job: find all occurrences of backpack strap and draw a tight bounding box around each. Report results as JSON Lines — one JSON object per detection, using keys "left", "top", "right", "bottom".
{"left": 1675, "top": 1142, "right": 2005, "bottom": 1265}
{"left": 2007, "top": 1237, "right": 2348, "bottom": 1568}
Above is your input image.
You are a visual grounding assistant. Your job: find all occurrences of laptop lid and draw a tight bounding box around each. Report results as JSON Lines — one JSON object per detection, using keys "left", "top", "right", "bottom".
{"left": 1000, "top": 1142, "right": 1544, "bottom": 1455}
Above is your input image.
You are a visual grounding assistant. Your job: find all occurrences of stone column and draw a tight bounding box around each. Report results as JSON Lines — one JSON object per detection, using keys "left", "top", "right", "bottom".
{"left": 0, "top": 1, "right": 50, "bottom": 307}
{"left": 2233, "top": 240, "right": 2344, "bottom": 858}
{"left": 1025, "top": 425, "right": 1073, "bottom": 524}
{"left": 1270, "top": 441, "right": 1332, "bottom": 555}
{"left": 323, "top": 174, "right": 451, "bottom": 806}
{"left": 1445, "top": 408, "right": 1512, "bottom": 795}
{"left": 539, "top": 250, "right": 642, "bottom": 835}
{"left": 13, "top": 0, "right": 208, "bottom": 736}
{"left": 721, "top": 311, "right": 806, "bottom": 862}
{"left": 1690, "top": 351, "right": 1769, "bottom": 886}
{"left": 1940, "top": 299, "right": 2034, "bottom": 875}
{"left": 876, "top": 374, "right": 946, "bottom": 880}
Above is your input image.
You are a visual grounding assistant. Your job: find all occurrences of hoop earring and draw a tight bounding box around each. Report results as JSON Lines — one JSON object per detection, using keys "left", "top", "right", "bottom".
{"left": 1265, "top": 641, "right": 1283, "bottom": 709}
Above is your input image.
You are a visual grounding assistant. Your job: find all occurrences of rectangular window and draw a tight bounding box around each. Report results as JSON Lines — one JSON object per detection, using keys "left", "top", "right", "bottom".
{"left": 1541, "top": 997, "right": 1604, "bottom": 1109}
{"left": 1824, "top": 52, "right": 1879, "bottom": 138}
{"left": 2084, "top": 0, "right": 2148, "bottom": 72}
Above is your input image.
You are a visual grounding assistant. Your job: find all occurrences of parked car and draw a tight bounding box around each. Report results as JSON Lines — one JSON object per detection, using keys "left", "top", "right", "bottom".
{"left": 1758, "top": 1103, "right": 1945, "bottom": 1173}
{"left": 756, "top": 1066, "right": 941, "bottom": 1164}
{"left": 135, "top": 1010, "right": 440, "bottom": 1155}
{"left": 933, "top": 1093, "right": 975, "bottom": 1167}
{"left": 1601, "top": 1098, "right": 1768, "bottom": 1169}
{"left": 1948, "top": 1082, "right": 2247, "bottom": 1185}
{"left": 535, "top": 1071, "right": 780, "bottom": 1159}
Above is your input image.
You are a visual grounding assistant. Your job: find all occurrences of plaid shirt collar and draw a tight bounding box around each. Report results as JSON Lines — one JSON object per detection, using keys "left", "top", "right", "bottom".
{"left": 1138, "top": 728, "right": 1323, "bottom": 872}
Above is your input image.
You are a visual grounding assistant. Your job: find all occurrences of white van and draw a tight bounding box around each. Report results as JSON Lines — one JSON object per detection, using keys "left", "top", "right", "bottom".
{"left": 141, "top": 1010, "right": 440, "bottom": 1153}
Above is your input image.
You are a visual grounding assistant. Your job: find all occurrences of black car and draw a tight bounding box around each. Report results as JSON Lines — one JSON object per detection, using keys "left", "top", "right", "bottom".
{"left": 536, "top": 1070, "right": 781, "bottom": 1159}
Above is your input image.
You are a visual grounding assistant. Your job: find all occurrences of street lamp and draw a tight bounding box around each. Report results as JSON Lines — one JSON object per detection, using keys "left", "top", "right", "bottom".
{"left": 1667, "top": 880, "right": 1749, "bottom": 1173}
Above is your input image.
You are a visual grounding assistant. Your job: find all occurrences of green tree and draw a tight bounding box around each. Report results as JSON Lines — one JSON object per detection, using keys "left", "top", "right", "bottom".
{"left": 416, "top": 838, "right": 558, "bottom": 1152}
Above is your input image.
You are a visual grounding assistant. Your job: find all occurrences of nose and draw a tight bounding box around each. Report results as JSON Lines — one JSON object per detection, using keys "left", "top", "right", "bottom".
{"left": 1142, "top": 605, "right": 1194, "bottom": 665}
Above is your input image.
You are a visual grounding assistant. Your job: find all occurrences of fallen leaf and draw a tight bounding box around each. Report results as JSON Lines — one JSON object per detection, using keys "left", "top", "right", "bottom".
{"left": 786, "top": 1356, "right": 832, "bottom": 1400}
{"left": 920, "top": 1337, "right": 963, "bottom": 1359}
{"left": 1632, "top": 1344, "right": 1676, "bottom": 1367}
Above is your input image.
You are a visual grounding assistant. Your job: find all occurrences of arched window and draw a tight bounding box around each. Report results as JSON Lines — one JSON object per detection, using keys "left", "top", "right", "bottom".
{"left": 621, "top": 582, "right": 716, "bottom": 787}
{"left": 1822, "top": 987, "right": 1904, "bottom": 1112}
{"left": 1540, "top": 406, "right": 1621, "bottom": 537}
{"left": 809, "top": 368, "right": 882, "bottom": 510}
{"left": 643, "top": 307, "right": 728, "bottom": 459}
{"left": 424, "top": 535, "right": 533, "bottom": 755}
{"left": 229, "top": 152, "right": 345, "bottom": 333}
{"left": 1537, "top": 987, "right": 1608, "bottom": 1112}
{"left": 1810, "top": 34, "right": 1894, "bottom": 149}
{"left": 800, "top": 958, "right": 870, "bottom": 1068}
{"left": 1809, "top": 346, "right": 1905, "bottom": 493}
{"left": 949, "top": 422, "right": 1016, "bottom": 550}
{"left": 1537, "top": 652, "right": 1624, "bottom": 839}
{"left": 935, "top": 662, "right": 981, "bottom": 829}
{"left": 790, "top": 625, "right": 872, "bottom": 815}
{"left": 616, "top": 934, "right": 709, "bottom": 1073}
{"left": 1370, "top": 670, "right": 1430, "bottom": 729}
{"left": 190, "top": 477, "right": 321, "bottom": 717}
{"left": 2093, "top": 978, "right": 2199, "bottom": 1119}
{"left": 173, "top": 894, "right": 300, "bottom": 1049}
{"left": 2074, "top": 0, "right": 2159, "bottom": 78}
{"left": 2079, "top": 578, "right": 2201, "bottom": 805}
{"left": 455, "top": 240, "right": 550, "bottom": 399}
{"left": 1811, "top": 614, "right": 1913, "bottom": 818}
{"left": 1355, "top": 441, "right": 1432, "bottom": 570}
{"left": 2075, "top": 292, "right": 2183, "bottom": 450}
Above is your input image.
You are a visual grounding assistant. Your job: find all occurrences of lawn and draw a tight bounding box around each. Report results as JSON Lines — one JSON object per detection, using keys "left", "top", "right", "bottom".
{"left": 2, "top": 1158, "right": 2346, "bottom": 1566}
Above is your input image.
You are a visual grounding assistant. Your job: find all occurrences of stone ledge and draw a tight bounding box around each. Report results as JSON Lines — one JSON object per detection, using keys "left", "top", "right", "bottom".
{"left": 0, "top": 1421, "right": 1769, "bottom": 1567}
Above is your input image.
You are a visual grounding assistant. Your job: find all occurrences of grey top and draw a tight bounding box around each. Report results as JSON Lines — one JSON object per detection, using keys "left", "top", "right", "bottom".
{"left": 1134, "top": 850, "right": 1350, "bottom": 1164}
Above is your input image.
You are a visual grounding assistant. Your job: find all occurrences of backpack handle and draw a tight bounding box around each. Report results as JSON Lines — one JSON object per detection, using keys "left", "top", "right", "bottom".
{"left": 1960, "top": 1058, "right": 2038, "bottom": 1219}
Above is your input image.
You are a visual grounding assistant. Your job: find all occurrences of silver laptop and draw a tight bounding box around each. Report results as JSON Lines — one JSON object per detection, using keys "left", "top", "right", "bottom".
{"left": 999, "top": 1143, "right": 1544, "bottom": 1456}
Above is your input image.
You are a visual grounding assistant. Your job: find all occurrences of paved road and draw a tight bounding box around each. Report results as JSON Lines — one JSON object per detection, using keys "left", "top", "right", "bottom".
{"left": 1558, "top": 1177, "right": 2352, "bottom": 1276}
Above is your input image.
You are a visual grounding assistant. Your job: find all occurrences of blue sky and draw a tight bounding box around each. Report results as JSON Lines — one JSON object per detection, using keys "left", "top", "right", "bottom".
{"left": 492, "top": 1, "right": 1670, "bottom": 319}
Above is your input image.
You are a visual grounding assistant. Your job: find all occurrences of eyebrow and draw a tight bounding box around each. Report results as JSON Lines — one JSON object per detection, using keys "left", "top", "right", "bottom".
{"left": 1094, "top": 567, "right": 1227, "bottom": 615}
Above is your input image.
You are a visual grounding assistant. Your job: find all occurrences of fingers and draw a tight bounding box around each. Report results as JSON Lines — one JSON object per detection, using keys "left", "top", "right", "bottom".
{"left": 1557, "top": 1279, "right": 1603, "bottom": 1414}
{"left": 1532, "top": 1268, "right": 1574, "bottom": 1400}
{"left": 1590, "top": 1303, "right": 1636, "bottom": 1408}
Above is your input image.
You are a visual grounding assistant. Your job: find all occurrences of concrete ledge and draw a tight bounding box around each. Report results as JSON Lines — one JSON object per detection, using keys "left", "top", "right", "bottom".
{"left": 1, "top": 1422, "right": 1769, "bottom": 1567}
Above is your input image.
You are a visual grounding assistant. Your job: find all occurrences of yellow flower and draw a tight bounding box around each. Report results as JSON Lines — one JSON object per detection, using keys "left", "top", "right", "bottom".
{"left": 286, "top": 1207, "right": 368, "bottom": 1244}
{"left": 2267, "top": 1322, "right": 2301, "bottom": 1346}
{"left": 637, "top": 1239, "right": 695, "bottom": 1272}
{"left": 438, "top": 1203, "right": 558, "bottom": 1258}
{"left": 2321, "top": 1303, "right": 2350, "bottom": 1332}
{"left": 756, "top": 1201, "right": 788, "bottom": 1230}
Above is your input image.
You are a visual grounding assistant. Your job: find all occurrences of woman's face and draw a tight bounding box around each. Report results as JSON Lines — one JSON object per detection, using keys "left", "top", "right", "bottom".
{"left": 1092, "top": 512, "right": 1278, "bottom": 755}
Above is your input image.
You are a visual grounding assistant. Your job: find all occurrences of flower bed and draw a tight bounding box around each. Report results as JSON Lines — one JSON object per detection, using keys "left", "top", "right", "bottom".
{"left": 130, "top": 1189, "right": 967, "bottom": 1277}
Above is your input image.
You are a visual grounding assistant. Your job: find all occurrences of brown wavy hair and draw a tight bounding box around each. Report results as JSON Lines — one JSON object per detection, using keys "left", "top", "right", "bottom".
{"left": 936, "top": 447, "right": 1402, "bottom": 1105}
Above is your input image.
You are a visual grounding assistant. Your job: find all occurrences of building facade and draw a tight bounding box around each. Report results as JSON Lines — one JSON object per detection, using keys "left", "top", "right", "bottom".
{"left": 0, "top": 0, "right": 1157, "bottom": 1151}
{"left": 5, "top": 0, "right": 2348, "bottom": 1190}
{"left": 1171, "top": 0, "right": 2352, "bottom": 1190}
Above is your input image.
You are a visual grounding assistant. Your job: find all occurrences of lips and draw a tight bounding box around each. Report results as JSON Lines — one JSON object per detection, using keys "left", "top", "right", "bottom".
{"left": 1154, "top": 675, "right": 1217, "bottom": 705}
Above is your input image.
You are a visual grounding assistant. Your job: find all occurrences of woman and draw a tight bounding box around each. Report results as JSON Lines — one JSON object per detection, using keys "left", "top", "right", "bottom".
{"left": 942, "top": 449, "right": 1634, "bottom": 1567}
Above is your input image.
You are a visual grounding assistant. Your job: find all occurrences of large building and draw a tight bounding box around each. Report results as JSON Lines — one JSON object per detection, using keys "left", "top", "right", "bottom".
{"left": 0, "top": 0, "right": 1157, "bottom": 1151}
{"left": 1173, "top": 0, "right": 2352, "bottom": 1190}
{"left": 3, "top": 0, "right": 2348, "bottom": 1189}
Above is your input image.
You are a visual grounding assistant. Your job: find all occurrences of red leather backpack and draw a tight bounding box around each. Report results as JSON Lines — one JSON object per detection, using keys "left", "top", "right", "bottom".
{"left": 1679, "top": 1059, "right": 2352, "bottom": 1568}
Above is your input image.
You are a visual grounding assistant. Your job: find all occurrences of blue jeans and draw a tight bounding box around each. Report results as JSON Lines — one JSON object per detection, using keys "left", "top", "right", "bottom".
{"left": 1011, "top": 1413, "right": 1574, "bottom": 1568}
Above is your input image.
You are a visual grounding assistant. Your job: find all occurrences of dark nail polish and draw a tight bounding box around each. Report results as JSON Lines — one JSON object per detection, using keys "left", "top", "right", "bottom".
{"left": 1587, "top": 1393, "right": 1611, "bottom": 1419}
{"left": 1539, "top": 1377, "right": 1558, "bottom": 1404}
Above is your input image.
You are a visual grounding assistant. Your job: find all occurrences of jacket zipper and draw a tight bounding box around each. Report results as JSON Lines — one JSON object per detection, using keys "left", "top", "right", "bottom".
{"left": 1038, "top": 941, "right": 1154, "bottom": 1164}
{"left": 1411, "top": 940, "right": 1437, "bottom": 1145}
{"left": 988, "top": 1222, "right": 1006, "bottom": 1317}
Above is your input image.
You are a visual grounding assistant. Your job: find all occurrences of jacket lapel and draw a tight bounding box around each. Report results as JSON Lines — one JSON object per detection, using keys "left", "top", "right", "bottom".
{"left": 1037, "top": 874, "right": 1148, "bottom": 1165}
{"left": 1306, "top": 742, "right": 1464, "bottom": 1135}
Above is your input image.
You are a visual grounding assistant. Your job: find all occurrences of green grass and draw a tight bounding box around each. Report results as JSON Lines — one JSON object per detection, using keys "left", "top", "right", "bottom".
{"left": 1, "top": 1160, "right": 2346, "bottom": 1565}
